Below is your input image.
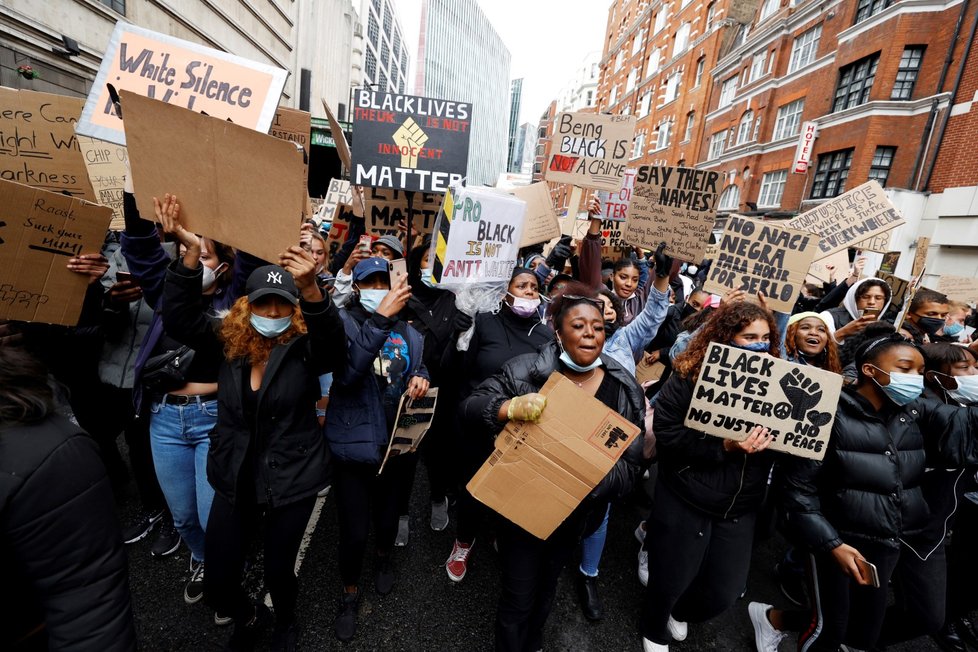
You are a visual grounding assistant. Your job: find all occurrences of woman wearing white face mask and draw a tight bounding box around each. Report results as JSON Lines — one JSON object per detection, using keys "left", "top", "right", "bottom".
{"left": 443, "top": 267, "right": 554, "bottom": 584}
{"left": 160, "top": 201, "right": 346, "bottom": 651}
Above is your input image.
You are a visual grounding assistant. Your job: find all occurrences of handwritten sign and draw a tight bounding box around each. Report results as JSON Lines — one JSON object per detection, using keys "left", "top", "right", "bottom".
{"left": 545, "top": 113, "right": 636, "bottom": 191}
{"left": 806, "top": 248, "right": 850, "bottom": 284}
{"left": 432, "top": 186, "right": 526, "bottom": 286}
{"left": 876, "top": 271, "right": 910, "bottom": 307}
{"left": 317, "top": 178, "right": 353, "bottom": 224}
{"left": 0, "top": 179, "right": 112, "bottom": 325}
{"left": 77, "top": 21, "right": 287, "bottom": 145}
{"left": 596, "top": 167, "right": 637, "bottom": 221}
{"left": 509, "top": 182, "right": 561, "bottom": 247}
{"left": 0, "top": 87, "right": 95, "bottom": 202}
{"left": 123, "top": 91, "right": 304, "bottom": 263}
{"left": 351, "top": 89, "right": 471, "bottom": 193}
{"left": 785, "top": 182, "right": 904, "bottom": 261}
{"left": 624, "top": 165, "right": 720, "bottom": 263}
{"left": 378, "top": 389, "right": 439, "bottom": 474}
{"left": 685, "top": 343, "right": 842, "bottom": 460}
{"left": 703, "top": 215, "right": 816, "bottom": 312}
{"left": 365, "top": 187, "right": 442, "bottom": 237}
{"left": 270, "top": 106, "right": 311, "bottom": 207}
{"left": 77, "top": 136, "right": 128, "bottom": 230}
{"left": 937, "top": 275, "right": 978, "bottom": 303}
{"left": 853, "top": 229, "right": 894, "bottom": 253}
{"left": 601, "top": 219, "right": 629, "bottom": 259}
{"left": 912, "top": 236, "right": 930, "bottom": 277}
{"left": 325, "top": 203, "right": 354, "bottom": 266}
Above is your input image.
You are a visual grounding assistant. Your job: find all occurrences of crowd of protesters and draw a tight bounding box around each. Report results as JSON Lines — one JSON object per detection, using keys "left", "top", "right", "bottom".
{"left": 4, "top": 179, "right": 978, "bottom": 652}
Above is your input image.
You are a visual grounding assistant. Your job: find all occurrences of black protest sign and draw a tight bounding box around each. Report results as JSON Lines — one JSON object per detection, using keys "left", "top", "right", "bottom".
{"left": 685, "top": 343, "right": 842, "bottom": 460}
{"left": 702, "top": 215, "right": 817, "bottom": 312}
{"left": 351, "top": 89, "right": 471, "bottom": 193}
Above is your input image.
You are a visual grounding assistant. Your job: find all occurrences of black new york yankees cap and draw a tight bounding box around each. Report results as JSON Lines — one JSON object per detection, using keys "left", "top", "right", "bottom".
{"left": 246, "top": 265, "right": 299, "bottom": 306}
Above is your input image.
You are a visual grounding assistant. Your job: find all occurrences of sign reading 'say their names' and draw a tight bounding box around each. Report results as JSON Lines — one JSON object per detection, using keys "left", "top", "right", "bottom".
{"left": 545, "top": 112, "right": 636, "bottom": 192}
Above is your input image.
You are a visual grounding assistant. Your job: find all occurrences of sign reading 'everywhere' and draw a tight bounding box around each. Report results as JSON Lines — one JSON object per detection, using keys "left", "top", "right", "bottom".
{"left": 351, "top": 89, "right": 472, "bottom": 193}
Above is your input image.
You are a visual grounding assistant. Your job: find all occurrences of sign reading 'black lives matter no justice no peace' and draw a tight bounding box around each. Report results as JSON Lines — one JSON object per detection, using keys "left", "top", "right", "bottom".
{"left": 351, "top": 89, "right": 472, "bottom": 193}
{"left": 685, "top": 343, "right": 843, "bottom": 461}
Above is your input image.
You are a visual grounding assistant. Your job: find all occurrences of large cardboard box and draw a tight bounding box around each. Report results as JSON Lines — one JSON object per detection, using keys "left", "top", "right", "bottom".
{"left": 467, "top": 373, "right": 640, "bottom": 539}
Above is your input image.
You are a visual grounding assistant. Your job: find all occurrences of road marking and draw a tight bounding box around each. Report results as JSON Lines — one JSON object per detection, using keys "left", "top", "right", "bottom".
{"left": 264, "top": 490, "right": 327, "bottom": 608}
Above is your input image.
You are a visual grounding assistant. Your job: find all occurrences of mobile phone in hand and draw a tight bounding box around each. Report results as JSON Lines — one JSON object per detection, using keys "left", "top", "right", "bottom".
{"left": 855, "top": 557, "right": 880, "bottom": 588}
{"left": 862, "top": 307, "right": 881, "bottom": 318}
{"left": 116, "top": 271, "right": 133, "bottom": 284}
{"left": 389, "top": 258, "right": 408, "bottom": 286}
{"left": 358, "top": 235, "right": 373, "bottom": 254}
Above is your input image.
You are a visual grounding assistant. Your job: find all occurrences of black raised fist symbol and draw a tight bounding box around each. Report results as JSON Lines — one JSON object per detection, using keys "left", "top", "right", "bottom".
{"left": 780, "top": 369, "right": 823, "bottom": 421}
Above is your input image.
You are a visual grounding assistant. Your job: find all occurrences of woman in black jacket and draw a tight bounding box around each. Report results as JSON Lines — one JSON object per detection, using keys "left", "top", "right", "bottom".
{"left": 460, "top": 284, "right": 646, "bottom": 652}
{"left": 0, "top": 347, "right": 136, "bottom": 652}
{"left": 640, "top": 301, "right": 779, "bottom": 652}
{"left": 775, "top": 333, "right": 978, "bottom": 651}
{"left": 159, "top": 208, "right": 345, "bottom": 652}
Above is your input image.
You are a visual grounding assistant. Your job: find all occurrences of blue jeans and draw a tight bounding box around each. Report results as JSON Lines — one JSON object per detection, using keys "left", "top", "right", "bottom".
{"left": 580, "top": 503, "right": 611, "bottom": 577}
{"left": 149, "top": 396, "right": 217, "bottom": 562}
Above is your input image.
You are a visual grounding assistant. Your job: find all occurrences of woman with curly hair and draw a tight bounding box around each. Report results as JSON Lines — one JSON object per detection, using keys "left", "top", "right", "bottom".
{"left": 159, "top": 202, "right": 345, "bottom": 652}
{"left": 783, "top": 312, "right": 843, "bottom": 374}
{"left": 641, "top": 301, "right": 780, "bottom": 652}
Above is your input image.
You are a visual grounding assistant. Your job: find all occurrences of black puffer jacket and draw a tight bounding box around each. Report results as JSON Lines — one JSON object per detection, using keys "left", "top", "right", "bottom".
{"left": 780, "top": 386, "right": 978, "bottom": 552}
{"left": 653, "top": 373, "right": 776, "bottom": 519}
{"left": 0, "top": 416, "right": 135, "bottom": 651}
{"left": 460, "top": 341, "right": 646, "bottom": 503}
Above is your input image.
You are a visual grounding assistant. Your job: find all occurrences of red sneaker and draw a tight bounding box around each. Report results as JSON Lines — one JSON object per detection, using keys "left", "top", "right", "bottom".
{"left": 445, "top": 539, "right": 474, "bottom": 582}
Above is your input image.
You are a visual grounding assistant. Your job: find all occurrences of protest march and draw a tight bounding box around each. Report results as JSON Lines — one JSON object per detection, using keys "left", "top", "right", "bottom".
{"left": 5, "top": 5, "right": 978, "bottom": 652}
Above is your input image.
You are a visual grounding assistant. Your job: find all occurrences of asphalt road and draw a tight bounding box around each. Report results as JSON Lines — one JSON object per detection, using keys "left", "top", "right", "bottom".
{"left": 117, "top": 460, "right": 942, "bottom": 651}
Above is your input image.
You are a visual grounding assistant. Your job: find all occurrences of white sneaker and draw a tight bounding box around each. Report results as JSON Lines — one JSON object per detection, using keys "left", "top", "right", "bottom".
{"left": 638, "top": 548, "right": 649, "bottom": 586}
{"left": 317, "top": 484, "right": 331, "bottom": 498}
{"left": 634, "top": 520, "right": 647, "bottom": 545}
{"left": 667, "top": 615, "right": 687, "bottom": 641}
{"left": 642, "top": 638, "right": 668, "bottom": 651}
{"left": 430, "top": 497, "right": 449, "bottom": 531}
{"left": 395, "top": 515, "right": 409, "bottom": 547}
{"left": 749, "top": 602, "right": 787, "bottom": 652}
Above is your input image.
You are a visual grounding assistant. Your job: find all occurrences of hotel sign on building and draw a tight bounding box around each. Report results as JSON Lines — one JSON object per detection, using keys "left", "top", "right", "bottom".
{"left": 792, "top": 122, "right": 819, "bottom": 174}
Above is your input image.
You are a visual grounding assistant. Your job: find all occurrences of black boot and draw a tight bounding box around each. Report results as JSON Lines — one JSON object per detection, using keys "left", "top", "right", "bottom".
{"left": 934, "top": 620, "right": 968, "bottom": 652}
{"left": 576, "top": 571, "right": 603, "bottom": 621}
{"left": 334, "top": 590, "right": 360, "bottom": 642}
{"left": 956, "top": 616, "right": 978, "bottom": 650}
{"left": 224, "top": 603, "right": 271, "bottom": 652}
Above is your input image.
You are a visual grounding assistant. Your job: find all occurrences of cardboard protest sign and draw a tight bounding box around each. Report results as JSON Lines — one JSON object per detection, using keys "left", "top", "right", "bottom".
{"left": 77, "top": 22, "right": 287, "bottom": 145}
{"left": 351, "top": 89, "right": 471, "bottom": 193}
{"left": 786, "top": 182, "right": 904, "bottom": 261}
{"left": 877, "top": 271, "right": 910, "bottom": 307}
{"left": 432, "top": 186, "right": 526, "bottom": 286}
{"left": 378, "top": 389, "right": 439, "bottom": 474}
{"left": 636, "top": 359, "right": 666, "bottom": 385}
{"left": 467, "top": 373, "right": 640, "bottom": 539}
{"left": 685, "top": 343, "right": 843, "bottom": 460}
{"left": 364, "top": 187, "right": 442, "bottom": 237}
{"left": 509, "top": 182, "right": 561, "bottom": 247}
{"left": 269, "top": 107, "right": 311, "bottom": 151}
{"left": 912, "top": 236, "right": 930, "bottom": 277}
{"left": 596, "top": 167, "right": 637, "bottom": 221}
{"left": 601, "top": 219, "right": 629, "bottom": 259}
{"left": 624, "top": 165, "right": 720, "bottom": 262}
{"left": 937, "top": 275, "right": 978, "bottom": 303}
{"left": 806, "top": 248, "right": 850, "bottom": 285}
{"left": 77, "top": 136, "right": 128, "bottom": 230}
{"left": 0, "top": 179, "right": 112, "bottom": 325}
{"left": 122, "top": 91, "right": 304, "bottom": 263}
{"left": 316, "top": 178, "right": 353, "bottom": 224}
{"left": 322, "top": 98, "right": 351, "bottom": 170}
{"left": 545, "top": 112, "right": 636, "bottom": 191}
{"left": 702, "top": 215, "right": 817, "bottom": 312}
{"left": 853, "top": 229, "right": 894, "bottom": 253}
{"left": 325, "top": 203, "right": 354, "bottom": 265}
{"left": 0, "top": 87, "right": 96, "bottom": 202}
{"left": 878, "top": 251, "right": 901, "bottom": 275}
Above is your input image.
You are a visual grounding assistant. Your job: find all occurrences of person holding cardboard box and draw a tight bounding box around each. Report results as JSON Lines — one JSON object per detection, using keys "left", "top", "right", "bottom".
{"left": 640, "top": 301, "right": 779, "bottom": 652}
{"left": 460, "top": 283, "right": 646, "bottom": 652}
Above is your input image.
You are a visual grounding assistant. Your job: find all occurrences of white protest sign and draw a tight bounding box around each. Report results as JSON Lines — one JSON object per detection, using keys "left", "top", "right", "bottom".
{"left": 685, "top": 343, "right": 843, "bottom": 461}
{"left": 938, "top": 275, "right": 978, "bottom": 303}
{"left": 596, "top": 167, "right": 637, "bottom": 221}
{"left": 545, "top": 112, "right": 636, "bottom": 191}
{"left": 316, "top": 178, "right": 353, "bottom": 224}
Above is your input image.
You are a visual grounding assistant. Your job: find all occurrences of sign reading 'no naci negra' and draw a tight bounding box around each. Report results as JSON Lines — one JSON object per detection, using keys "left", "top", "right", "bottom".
{"left": 351, "top": 89, "right": 471, "bottom": 194}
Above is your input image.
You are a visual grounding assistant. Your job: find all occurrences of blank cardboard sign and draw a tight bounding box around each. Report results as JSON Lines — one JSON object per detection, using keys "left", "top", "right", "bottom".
{"left": 0, "top": 179, "right": 111, "bottom": 325}
{"left": 122, "top": 91, "right": 305, "bottom": 263}
{"left": 510, "top": 182, "right": 561, "bottom": 248}
{"left": 685, "top": 343, "right": 843, "bottom": 461}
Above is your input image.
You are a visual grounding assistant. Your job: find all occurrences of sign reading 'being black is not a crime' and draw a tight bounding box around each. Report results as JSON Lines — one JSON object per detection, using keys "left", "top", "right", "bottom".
{"left": 351, "top": 89, "right": 472, "bottom": 193}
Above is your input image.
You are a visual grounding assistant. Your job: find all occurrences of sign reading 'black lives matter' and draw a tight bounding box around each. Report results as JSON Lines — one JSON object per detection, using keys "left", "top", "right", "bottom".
{"left": 351, "top": 89, "right": 472, "bottom": 193}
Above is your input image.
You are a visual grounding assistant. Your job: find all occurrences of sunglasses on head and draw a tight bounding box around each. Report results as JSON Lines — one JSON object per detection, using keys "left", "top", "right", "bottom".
{"left": 560, "top": 294, "right": 606, "bottom": 311}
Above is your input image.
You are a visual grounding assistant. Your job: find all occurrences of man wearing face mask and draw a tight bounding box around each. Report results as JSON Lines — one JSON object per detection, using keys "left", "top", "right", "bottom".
{"left": 903, "top": 289, "right": 952, "bottom": 345}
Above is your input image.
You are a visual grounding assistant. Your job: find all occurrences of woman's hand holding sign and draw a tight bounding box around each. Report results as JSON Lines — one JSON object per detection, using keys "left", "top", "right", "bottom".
{"left": 723, "top": 425, "right": 773, "bottom": 454}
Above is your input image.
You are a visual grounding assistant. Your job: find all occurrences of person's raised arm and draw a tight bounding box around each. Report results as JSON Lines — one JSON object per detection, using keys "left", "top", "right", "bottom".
{"left": 280, "top": 245, "right": 346, "bottom": 375}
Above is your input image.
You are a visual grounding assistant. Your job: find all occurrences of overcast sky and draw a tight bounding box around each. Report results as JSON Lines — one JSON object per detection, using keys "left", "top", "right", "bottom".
{"left": 396, "top": 0, "right": 609, "bottom": 125}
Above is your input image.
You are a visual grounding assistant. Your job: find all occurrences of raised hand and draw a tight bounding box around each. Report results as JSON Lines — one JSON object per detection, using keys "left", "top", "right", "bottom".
{"left": 280, "top": 245, "right": 321, "bottom": 301}
{"left": 780, "top": 368, "right": 823, "bottom": 421}
{"left": 375, "top": 276, "right": 411, "bottom": 318}
{"left": 155, "top": 193, "right": 201, "bottom": 268}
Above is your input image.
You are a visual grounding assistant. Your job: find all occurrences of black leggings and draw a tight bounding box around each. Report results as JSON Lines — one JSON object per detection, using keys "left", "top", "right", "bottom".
{"left": 204, "top": 492, "right": 315, "bottom": 625}
{"left": 334, "top": 456, "right": 412, "bottom": 587}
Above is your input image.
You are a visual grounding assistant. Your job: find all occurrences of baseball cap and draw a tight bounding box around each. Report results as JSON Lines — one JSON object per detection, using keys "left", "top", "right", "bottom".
{"left": 246, "top": 265, "right": 299, "bottom": 305}
{"left": 353, "top": 257, "right": 390, "bottom": 282}
{"left": 372, "top": 235, "right": 404, "bottom": 257}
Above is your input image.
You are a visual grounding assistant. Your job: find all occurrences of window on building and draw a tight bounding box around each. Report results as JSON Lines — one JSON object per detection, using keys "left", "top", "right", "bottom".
{"left": 706, "top": 2, "right": 717, "bottom": 28}
{"left": 709, "top": 131, "right": 726, "bottom": 159}
{"left": 626, "top": 68, "right": 638, "bottom": 93}
{"left": 401, "top": 50, "right": 408, "bottom": 73}
{"left": 381, "top": 41, "right": 390, "bottom": 67}
{"left": 616, "top": 51, "right": 624, "bottom": 71}
{"left": 633, "top": 132, "right": 646, "bottom": 159}
{"left": 868, "top": 146, "right": 897, "bottom": 185}
{"left": 694, "top": 57, "right": 706, "bottom": 86}
{"left": 640, "top": 91, "right": 652, "bottom": 116}
{"left": 737, "top": 111, "right": 754, "bottom": 144}
{"left": 665, "top": 71, "right": 681, "bottom": 103}
{"left": 654, "top": 5, "right": 670, "bottom": 33}
{"left": 633, "top": 30, "right": 645, "bottom": 56}
{"left": 758, "top": 170, "right": 788, "bottom": 207}
{"left": 855, "top": 0, "right": 891, "bottom": 23}
{"left": 718, "top": 76, "right": 738, "bottom": 108}
{"left": 587, "top": 90, "right": 595, "bottom": 106}
{"left": 98, "top": 0, "right": 126, "bottom": 13}
{"left": 683, "top": 111, "right": 695, "bottom": 142}
{"left": 682, "top": 0, "right": 693, "bottom": 8}
{"left": 673, "top": 22, "right": 691, "bottom": 58}
{"left": 750, "top": 51, "right": 767, "bottom": 82}
{"left": 810, "top": 149, "right": 854, "bottom": 199}
{"left": 718, "top": 184, "right": 741, "bottom": 210}
{"left": 772, "top": 98, "right": 805, "bottom": 140}
{"left": 368, "top": 12, "right": 380, "bottom": 46}
{"left": 371, "top": 0, "right": 382, "bottom": 12}
{"left": 609, "top": 85, "right": 619, "bottom": 106}
{"left": 891, "top": 47, "right": 925, "bottom": 100}
{"left": 365, "top": 48, "right": 377, "bottom": 80}
{"left": 759, "top": 0, "right": 780, "bottom": 21}
{"left": 378, "top": 69, "right": 388, "bottom": 91}
{"left": 648, "top": 48, "right": 661, "bottom": 76}
{"left": 383, "top": 3, "right": 392, "bottom": 33}
{"left": 788, "top": 25, "right": 821, "bottom": 73}
{"left": 656, "top": 120, "right": 673, "bottom": 150}
{"left": 833, "top": 53, "right": 880, "bottom": 112}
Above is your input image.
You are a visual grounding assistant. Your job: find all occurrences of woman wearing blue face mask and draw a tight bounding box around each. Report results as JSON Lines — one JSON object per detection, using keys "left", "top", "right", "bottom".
{"left": 326, "top": 257, "right": 429, "bottom": 643}
{"left": 460, "top": 284, "right": 646, "bottom": 652}
{"left": 776, "top": 333, "right": 978, "bottom": 652}
{"left": 640, "top": 301, "right": 780, "bottom": 652}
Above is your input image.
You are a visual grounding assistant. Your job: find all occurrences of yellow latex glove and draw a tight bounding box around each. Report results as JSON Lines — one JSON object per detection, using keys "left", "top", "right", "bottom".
{"left": 507, "top": 393, "right": 547, "bottom": 422}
